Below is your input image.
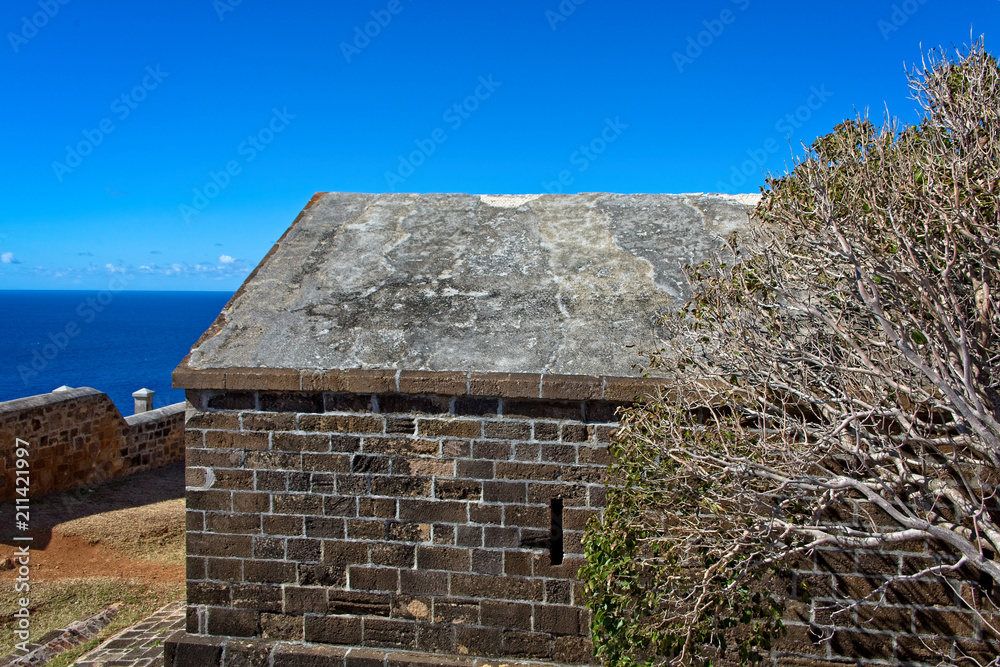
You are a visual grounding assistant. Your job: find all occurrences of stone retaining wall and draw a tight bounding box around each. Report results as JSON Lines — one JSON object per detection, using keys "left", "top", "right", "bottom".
{"left": 0, "top": 387, "right": 185, "bottom": 500}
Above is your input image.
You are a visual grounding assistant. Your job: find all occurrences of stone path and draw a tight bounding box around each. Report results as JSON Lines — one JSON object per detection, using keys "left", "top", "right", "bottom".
{"left": 72, "top": 600, "right": 184, "bottom": 667}
{"left": 0, "top": 604, "right": 121, "bottom": 667}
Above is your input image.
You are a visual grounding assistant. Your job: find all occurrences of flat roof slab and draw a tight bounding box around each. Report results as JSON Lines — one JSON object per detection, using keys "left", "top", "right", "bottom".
{"left": 183, "top": 193, "right": 754, "bottom": 379}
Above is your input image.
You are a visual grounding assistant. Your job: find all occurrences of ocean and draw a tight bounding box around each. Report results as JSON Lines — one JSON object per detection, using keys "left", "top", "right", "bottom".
{"left": 0, "top": 291, "right": 233, "bottom": 415}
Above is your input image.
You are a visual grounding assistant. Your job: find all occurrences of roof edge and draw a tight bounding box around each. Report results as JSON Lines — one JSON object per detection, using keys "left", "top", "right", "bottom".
{"left": 173, "top": 364, "right": 669, "bottom": 402}
{"left": 185, "top": 192, "right": 328, "bottom": 354}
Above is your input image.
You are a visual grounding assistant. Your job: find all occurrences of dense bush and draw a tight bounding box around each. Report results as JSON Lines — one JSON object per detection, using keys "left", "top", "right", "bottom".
{"left": 582, "top": 39, "right": 1000, "bottom": 666}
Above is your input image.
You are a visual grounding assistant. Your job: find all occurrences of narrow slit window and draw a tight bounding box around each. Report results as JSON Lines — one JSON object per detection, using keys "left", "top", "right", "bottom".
{"left": 550, "top": 497, "right": 564, "bottom": 565}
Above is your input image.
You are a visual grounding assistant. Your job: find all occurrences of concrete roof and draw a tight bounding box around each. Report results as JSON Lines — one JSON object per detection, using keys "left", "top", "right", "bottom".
{"left": 178, "top": 192, "right": 755, "bottom": 384}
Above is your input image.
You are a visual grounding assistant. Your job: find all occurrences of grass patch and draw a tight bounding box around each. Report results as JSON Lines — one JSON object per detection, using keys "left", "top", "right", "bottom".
{"left": 55, "top": 498, "right": 186, "bottom": 565}
{"left": 0, "top": 578, "right": 183, "bottom": 660}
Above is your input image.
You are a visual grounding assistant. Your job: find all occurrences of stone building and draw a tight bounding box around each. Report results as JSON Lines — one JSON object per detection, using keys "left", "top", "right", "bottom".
{"left": 166, "top": 192, "right": 753, "bottom": 666}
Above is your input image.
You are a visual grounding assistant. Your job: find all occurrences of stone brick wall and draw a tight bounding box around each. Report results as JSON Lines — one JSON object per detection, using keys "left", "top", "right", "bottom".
{"left": 0, "top": 387, "right": 185, "bottom": 501}
{"left": 774, "top": 523, "right": 1000, "bottom": 665}
{"left": 170, "top": 371, "right": 1000, "bottom": 667}
{"left": 181, "top": 386, "right": 618, "bottom": 665}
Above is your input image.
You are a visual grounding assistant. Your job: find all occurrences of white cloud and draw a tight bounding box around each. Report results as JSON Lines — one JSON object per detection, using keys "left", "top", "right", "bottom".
{"left": 219, "top": 254, "right": 235, "bottom": 264}
{"left": 1, "top": 252, "right": 16, "bottom": 264}
{"left": 105, "top": 263, "right": 126, "bottom": 274}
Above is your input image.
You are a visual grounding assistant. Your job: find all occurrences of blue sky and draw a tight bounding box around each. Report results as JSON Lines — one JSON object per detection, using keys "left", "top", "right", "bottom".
{"left": 1, "top": 0, "right": 997, "bottom": 291}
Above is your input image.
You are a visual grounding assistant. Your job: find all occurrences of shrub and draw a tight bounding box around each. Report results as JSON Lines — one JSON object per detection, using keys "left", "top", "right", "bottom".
{"left": 582, "top": 39, "right": 1000, "bottom": 666}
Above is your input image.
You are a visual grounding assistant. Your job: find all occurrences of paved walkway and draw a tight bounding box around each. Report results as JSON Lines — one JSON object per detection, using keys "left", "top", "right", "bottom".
{"left": 72, "top": 600, "right": 185, "bottom": 667}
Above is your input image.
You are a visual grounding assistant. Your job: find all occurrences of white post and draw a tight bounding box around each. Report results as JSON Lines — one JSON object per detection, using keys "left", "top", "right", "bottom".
{"left": 132, "top": 388, "right": 155, "bottom": 414}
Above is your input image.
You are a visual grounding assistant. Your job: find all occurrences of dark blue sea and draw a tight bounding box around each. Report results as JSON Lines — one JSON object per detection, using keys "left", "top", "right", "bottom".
{"left": 0, "top": 291, "right": 233, "bottom": 415}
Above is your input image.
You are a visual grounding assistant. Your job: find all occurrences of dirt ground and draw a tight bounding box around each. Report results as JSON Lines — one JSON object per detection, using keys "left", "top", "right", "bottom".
{"left": 0, "top": 461, "right": 186, "bottom": 581}
{"left": 0, "top": 463, "right": 187, "bottom": 659}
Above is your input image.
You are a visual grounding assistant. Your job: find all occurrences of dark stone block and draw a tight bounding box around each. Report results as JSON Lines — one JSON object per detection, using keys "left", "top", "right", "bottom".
{"left": 233, "top": 584, "right": 282, "bottom": 612}
{"left": 324, "top": 393, "right": 375, "bottom": 412}
{"left": 399, "top": 499, "right": 467, "bottom": 523}
{"left": 272, "top": 642, "right": 349, "bottom": 667}
{"left": 482, "top": 481, "right": 526, "bottom": 504}
{"left": 482, "top": 421, "right": 531, "bottom": 440}
{"left": 288, "top": 538, "right": 323, "bottom": 563}
{"left": 305, "top": 517, "right": 346, "bottom": 539}
{"left": 455, "top": 626, "right": 502, "bottom": 657}
{"left": 503, "top": 400, "right": 583, "bottom": 421}
{"left": 274, "top": 433, "right": 331, "bottom": 453}
{"left": 207, "top": 392, "right": 256, "bottom": 410}
{"left": 363, "top": 617, "right": 417, "bottom": 648}
{"left": 502, "top": 630, "right": 553, "bottom": 659}
{"left": 416, "top": 546, "right": 471, "bottom": 572}
{"left": 533, "top": 422, "right": 559, "bottom": 441}
{"left": 386, "top": 417, "right": 416, "bottom": 435}
{"left": 535, "top": 604, "right": 582, "bottom": 635}
{"left": 540, "top": 444, "right": 577, "bottom": 463}
{"left": 349, "top": 566, "right": 399, "bottom": 592}
{"left": 560, "top": 424, "right": 589, "bottom": 442}
{"left": 378, "top": 394, "right": 450, "bottom": 415}
{"left": 481, "top": 600, "right": 532, "bottom": 630}
{"left": 261, "top": 612, "right": 304, "bottom": 640}
{"left": 299, "top": 564, "right": 347, "bottom": 587}
{"left": 305, "top": 614, "right": 363, "bottom": 645}
{"left": 327, "top": 590, "right": 392, "bottom": 616}
{"left": 471, "top": 440, "right": 512, "bottom": 461}
{"left": 472, "top": 549, "right": 503, "bottom": 575}
{"left": 259, "top": 392, "right": 324, "bottom": 413}
{"left": 244, "top": 560, "right": 297, "bottom": 584}
{"left": 415, "top": 621, "right": 455, "bottom": 653}
{"left": 189, "top": 582, "right": 231, "bottom": 606}
{"left": 163, "top": 632, "right": 222, "bottom": 667}
{"left": 223, "top": 638, "right": 275, "bottom": 667}
{"left": 455, "top": 459, "right": 494, "bottom": 480}
{"left": 455, "top": 397, "right": 499, "bottom": 416}
{"left": 347, "top": 519, "right": 386, "bottom": 540}
{"left": 285, "top": 586, "right": 329, "bottom": 615}
{"left": 255, "top": 471, "right": 286, "bottom": 492}
{"left": 371, "top": 543, "right": 415, "bottom": 568}
{"left": 437, "top": 480, "right": 483, "bottom": 501}
{"left": 583, "top": 401, "right": 626, "bottom": 423}
{"left": 206, "top": 607, "right": 258, "bottom": 637}
{"left": 399, "top": 569, "right": 448, "bottom": 596}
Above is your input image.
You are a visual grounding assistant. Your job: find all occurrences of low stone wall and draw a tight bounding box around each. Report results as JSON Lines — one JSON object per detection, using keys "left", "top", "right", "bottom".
{"left": 0, "top": 387, "right": 185, "bottom": 500}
